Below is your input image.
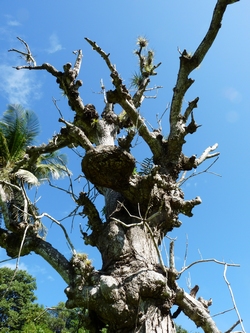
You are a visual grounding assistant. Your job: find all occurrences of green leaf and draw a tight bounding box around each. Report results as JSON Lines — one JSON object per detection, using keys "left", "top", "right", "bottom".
{"left": 15, "top": 169, "right": 40, "bottom": 186}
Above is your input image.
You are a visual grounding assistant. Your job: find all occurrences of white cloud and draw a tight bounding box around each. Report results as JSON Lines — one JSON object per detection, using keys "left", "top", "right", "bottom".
{"left": 223, "top": 87, "right": 242, "bottom": 103}
{"left": 47, "top": 33, "right": 63, "bottom": 54}
{"left": 47, "top": 275, "right": 55, "bottom": 281}
{"left": 226, "top": 110, "right": 239, "bottom": 123}
{"left": 4, "top": 14, "right": 21, "bottom": 27}
{"left": 0, "top": 64, "right": 41, "bottom": 106}
{"left": 0, "top": 262, "right": 28, "bottom": 271}
{"left": 7, "top": 20, "right": 21, "bottom": 27}
{"left": 30, "top": 264, "right": 47, "bottom": 275}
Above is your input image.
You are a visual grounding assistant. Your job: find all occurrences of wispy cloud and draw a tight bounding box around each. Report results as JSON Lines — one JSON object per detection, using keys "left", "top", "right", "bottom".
{"left": 47, "top": 275, "right": 55, "bottom": 281}
{"left": 222, "top": 87, "right": 241, "bottom": 123}
{"left": 223, "top": 87, "right": 242, "bottom": 103}
{"left": 7, "top": 20, "right": 21, "bottom": 27}
{"left": 0, "top": 262, "right": 28, "bottom": 271}
{"left": 30, "top": 265, "right": 55, "bottom": 282}
{"left": 0, "top": 64, "right": 41, "bottom": 106}
{"left": 226, "top": 110, "right": 239, "bottom": 123}
{"left": 47, "top": 33, "right": 63, "bottom": 54}
{"left": 4, "top": 14, "right": 21, "bottom": 27}
{"left": 29, "top": 264, "right": 47, "bottom": 275}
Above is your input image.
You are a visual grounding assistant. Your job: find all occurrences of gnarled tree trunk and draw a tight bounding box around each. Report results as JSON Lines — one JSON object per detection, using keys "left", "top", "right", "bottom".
{"left": 0, "top": 1, "right": 240, "bottom": 333}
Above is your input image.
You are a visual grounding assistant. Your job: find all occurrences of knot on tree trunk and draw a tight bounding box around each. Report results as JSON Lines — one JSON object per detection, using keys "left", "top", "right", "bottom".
{"left": 65, "top": 268, "right": 175, "bottom": 333}
{"left": 82, "top": 145, "right": 136, "bottom": 190}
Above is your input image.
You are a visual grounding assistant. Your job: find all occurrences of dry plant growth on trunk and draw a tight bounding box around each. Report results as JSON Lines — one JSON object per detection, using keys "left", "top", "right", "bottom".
{"left": 0, "top": 0, "right": 245, "bottom": 332}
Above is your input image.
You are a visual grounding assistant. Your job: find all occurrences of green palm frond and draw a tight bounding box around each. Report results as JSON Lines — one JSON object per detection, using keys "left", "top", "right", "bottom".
{"left": 15, "top": 169, "right": 40, "bottom": 186}
{"left": 33, "top": 152, "right": 70, "bottom": 181}
{"left": 0, "top": 105, "right": 70, "bottom": 233}
{"left": 138, "top": 157, "right": 154, "bottom": 175}
{"left": 0, "top": 104, "right": 40, "bottom": 160}
{"left": 0, "top": 131, "right": 10, "bottom": 168}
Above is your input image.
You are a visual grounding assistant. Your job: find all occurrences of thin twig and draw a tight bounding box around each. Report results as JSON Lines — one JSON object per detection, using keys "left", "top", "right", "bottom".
{"left": 0, "top": 257, "right": 17, "bottom": 264}
{"left": 8, "top": 37, "right": 36, "bottom": 66}
{"left": 225, "top": 320, "right": 242, "bottom": 333}
{"left": 16, "top": 225, "right": 30, "bottom": 270}
{"left": 144, "top": 220, "right": 166, "bottom": 272}
{"left": 36, "top": 212, "right": 76, "bottom": 254}
{"left": 183, "top": 234, "right": 189, "bottom": 268}
{"left": 179, "top": 258, "right": 239, "bottom": 275}
{"left": 52, "top": 97, "right": 63, "bottom": 118}
{"left": 177, "top": 156, "right": 221, "bottom": 187}
{"left": 111, "top": 217, "right": 143, "bottom": 228}
{"left": 223, "top": 265, "right": 246, "bottom": 333}
{"left": 2, "top": 224, "right": 30, "bottom": 299}
{"left": 212, "top": 307, "right": 234, "bottom": 317}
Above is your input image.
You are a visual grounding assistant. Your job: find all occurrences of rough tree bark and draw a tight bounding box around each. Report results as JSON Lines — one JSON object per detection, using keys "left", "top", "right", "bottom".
{"left": 0, "top": 1, "right": 240, "bottom": 332}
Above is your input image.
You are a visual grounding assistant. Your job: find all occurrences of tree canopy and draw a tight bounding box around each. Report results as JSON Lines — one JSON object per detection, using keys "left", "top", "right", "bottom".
{"left": 0, "top": 267, "right": 40, "bottom": 332}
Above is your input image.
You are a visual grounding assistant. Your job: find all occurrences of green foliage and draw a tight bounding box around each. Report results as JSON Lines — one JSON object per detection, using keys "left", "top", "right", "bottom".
{"left": 0, "top": 267, "right": 42, "bottom": 332}
{"left": 130, "top": 36, "right": 160, "bottom": 87}
{"left": 45, "top": 302, "right": 88, "bottom": 333}
{"left": 0, "top": 105, "right": 70, "bottom": 235}
{"left": 138, "top": 157, "right": 154, "bottom": 175}
{"left": 21, "top": 322, "right": 53, "bottom": 333}
{"left": 0, "top": 104, "right": 69, "bottom": 182}
{"left": 33, "top": 151, "right": 69, "bottom": 182}
{"left": 0, "top": 104, "right": 40, "bottom": 163}
{"left": 130, "top": 71, "right": 143, "bottom": 88}
{"left": 0, "top": 268, "right": 89, "bottom": 332}
{"left": 175, "top": 324, "right": 192, "bottom": 333}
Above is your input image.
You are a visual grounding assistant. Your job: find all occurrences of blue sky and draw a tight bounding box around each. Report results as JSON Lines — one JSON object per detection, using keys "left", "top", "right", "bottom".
{"left": 0, "top": 1, "right": 249, "bottom": 332}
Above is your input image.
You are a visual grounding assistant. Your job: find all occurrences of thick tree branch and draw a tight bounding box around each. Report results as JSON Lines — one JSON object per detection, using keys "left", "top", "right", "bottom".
{"left": 14, "top": 62, "right": 60, "bottom": 75}
{"left": 183, "top": 97, "right": 199, "bottom": 121}
{"left": 195, "top": 144, "right": 220, "bottom": 166}
{"left": 59, "top": 118, "right": 93, "bottom": 151}
{"left": 168, "top": 0, "right": 239, "bottom": 165}
{"left": 72, "top": 49, "right": 83, "bottom": 77}
{"left": 190, "top": 0, "right": 239, "bottom": 71}
{"left": 119, "top": 99, "right": 163, "bottom": 159}
{"left": 175, "top": 286, "right": 220, "bottom": 333}
{"left": 0, "top": 228, "right": 72, "bottom": 284}
{"left": 181, "top": 144, "right": 220, "bottom": 171}
{"left": 171, "top": 196, "right": 202, "bottom": 217}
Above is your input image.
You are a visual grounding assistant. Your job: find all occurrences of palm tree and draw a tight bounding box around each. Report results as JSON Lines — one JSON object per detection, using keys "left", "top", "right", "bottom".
{"left": 0, "top": 104, "right": 69, "bottom": 234}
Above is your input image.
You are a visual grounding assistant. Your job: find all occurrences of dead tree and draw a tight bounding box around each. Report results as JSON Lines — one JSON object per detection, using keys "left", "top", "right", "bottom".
{"left": 0, "top": 1, "right": 243, "bottom": 332}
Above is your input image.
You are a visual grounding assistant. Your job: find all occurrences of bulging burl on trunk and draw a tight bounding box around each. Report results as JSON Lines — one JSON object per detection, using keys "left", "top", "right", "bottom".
{"left": 81, "top": 145, "right": 136, "bottom": 190}
{"left": 66, "top": 257, "right": 175, "bottom": 332}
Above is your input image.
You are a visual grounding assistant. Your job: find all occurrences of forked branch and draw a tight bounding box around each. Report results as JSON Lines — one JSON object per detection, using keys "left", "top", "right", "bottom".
{"left": 8, "top": 37, "right": 36, "bottom": 66}
{"left": 85, "top": 38, "right": 163, "bottom": 160}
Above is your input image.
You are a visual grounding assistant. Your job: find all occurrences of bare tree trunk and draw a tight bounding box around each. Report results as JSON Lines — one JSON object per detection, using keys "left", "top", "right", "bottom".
{"left": 66, "top": 207, "right": 177, "bottom": 333}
